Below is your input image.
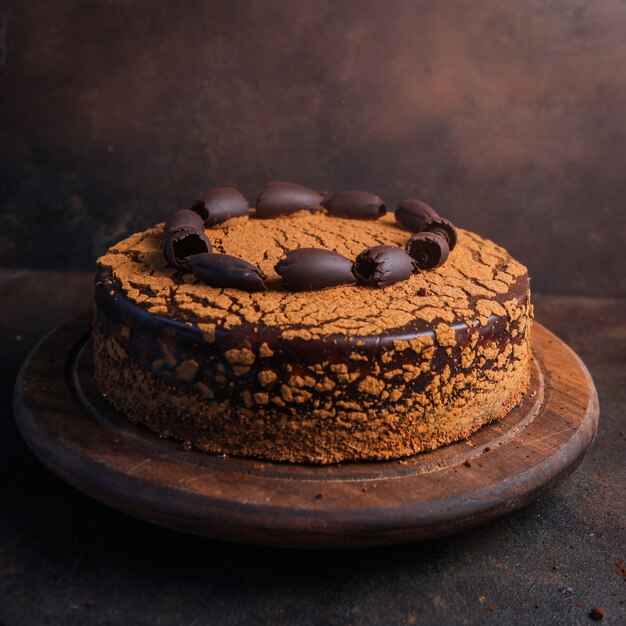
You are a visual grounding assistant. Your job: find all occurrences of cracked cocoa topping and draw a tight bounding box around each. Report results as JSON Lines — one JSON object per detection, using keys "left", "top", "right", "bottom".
{"left": 100, "top": 212, "right": 525, "bottom": 337}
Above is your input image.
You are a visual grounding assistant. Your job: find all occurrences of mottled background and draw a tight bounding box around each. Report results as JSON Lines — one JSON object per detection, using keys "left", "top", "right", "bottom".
{"left": 1, "top": 0, "right": 625, "bottom": 296}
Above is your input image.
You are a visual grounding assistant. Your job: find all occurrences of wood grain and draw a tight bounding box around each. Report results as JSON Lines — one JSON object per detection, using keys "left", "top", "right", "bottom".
{"left": 13, "top": 312, "right": 599, "bottom": 548}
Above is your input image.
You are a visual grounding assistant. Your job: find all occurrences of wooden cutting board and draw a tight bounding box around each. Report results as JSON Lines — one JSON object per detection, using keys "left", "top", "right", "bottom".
{"left": 13, "top": 311, "right": 599, "bottom": 548}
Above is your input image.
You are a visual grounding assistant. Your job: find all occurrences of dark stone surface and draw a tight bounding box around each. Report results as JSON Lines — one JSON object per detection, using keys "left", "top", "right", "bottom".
{"left": 1, "top": 1, "right": 626, "bottom": 296}
{"left": 1, "top": 270, "right": 624, "bottom": 625}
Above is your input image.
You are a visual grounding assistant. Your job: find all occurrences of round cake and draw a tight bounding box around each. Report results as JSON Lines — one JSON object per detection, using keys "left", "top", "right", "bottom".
{"left": 93, "top": 210, "right": 532, "bottom": 464}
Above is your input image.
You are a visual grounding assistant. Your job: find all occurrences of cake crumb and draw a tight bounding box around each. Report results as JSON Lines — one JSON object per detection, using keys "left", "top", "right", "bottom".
{"left": 358, "top": 376, "right": 385, "bottom": 396}
{"left": 259, "top": 342, "right": 274, "bottom": 357}
{"left": 589, "top": 607, "right": 605, "bottom": 621}
{"left": 225, "top": 347, "right": 255, "bottom": 366}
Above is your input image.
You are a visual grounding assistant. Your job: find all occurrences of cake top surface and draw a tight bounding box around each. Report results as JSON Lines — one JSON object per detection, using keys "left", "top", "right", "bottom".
{"left": 98, "top": 211, "right": 528, "bottom": 339}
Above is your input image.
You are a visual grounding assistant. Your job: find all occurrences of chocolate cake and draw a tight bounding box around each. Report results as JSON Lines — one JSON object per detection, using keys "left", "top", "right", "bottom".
{"left": 93, "top": 190, "right": 532, "bottom": 464}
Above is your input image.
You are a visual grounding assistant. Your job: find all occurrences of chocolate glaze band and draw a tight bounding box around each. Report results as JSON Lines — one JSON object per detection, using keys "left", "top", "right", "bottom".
{"left": 94, "top": 266, "right": 530, "bottom": 406}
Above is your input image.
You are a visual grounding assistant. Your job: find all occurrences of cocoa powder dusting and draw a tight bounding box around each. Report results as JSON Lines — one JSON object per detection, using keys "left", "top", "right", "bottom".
{"left": 99, "top": 212, "right": 527, "bottom": 339}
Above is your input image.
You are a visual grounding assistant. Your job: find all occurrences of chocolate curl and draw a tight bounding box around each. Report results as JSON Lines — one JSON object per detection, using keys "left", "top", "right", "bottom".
{"left": 190, "top": 187, "right": 250, "bottom": 227}
{"left": 354, "top": 245, "right": 416, "bottom": 288}
{"left": 323, "top": 191, "right": 386, "bottom": 220}
{"left": 190, "top": 253, "right": 267, "bottom": 292}
{"left": 423, "top": 217, "right": 458, "bottom": 251}
{"left": 164, "top": 209, "right": 205, "bottom": 237}
{"left": 256, "top": 181, "right": 325, "bottom": 218}
{"left": 405, "top": 232, "right": 449, "bottom": 269}
{"left": 163, "top": 209, "right": 212, "bottom": 270}
{"left": 394, "top": 199, "right": 439, "bottom": 232}
{"left": 275, "top": 248, "right": 356, "bottom": 291}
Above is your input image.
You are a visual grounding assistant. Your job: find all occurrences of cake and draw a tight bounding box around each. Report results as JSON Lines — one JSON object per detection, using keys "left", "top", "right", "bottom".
{"left": 93, "top": 187, "right": 532, "bottom": 464}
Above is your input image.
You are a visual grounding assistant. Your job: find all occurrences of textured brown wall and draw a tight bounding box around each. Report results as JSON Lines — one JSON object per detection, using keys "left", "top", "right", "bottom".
{"left": 1, "top": 0, "right": 625, "bottom": 296}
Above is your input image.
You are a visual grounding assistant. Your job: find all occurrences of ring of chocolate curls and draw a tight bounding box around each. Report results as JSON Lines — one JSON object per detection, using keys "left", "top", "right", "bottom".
{"left": 163, "top": 181, "right": 457, "bottom": 292}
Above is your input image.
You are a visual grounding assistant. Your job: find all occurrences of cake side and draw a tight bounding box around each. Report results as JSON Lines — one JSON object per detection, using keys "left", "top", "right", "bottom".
{"left": 93, "top": 213, "right": 532, "bottom": 464}
{"left": 92, "top": 281, "right": 531, "bottom": 463}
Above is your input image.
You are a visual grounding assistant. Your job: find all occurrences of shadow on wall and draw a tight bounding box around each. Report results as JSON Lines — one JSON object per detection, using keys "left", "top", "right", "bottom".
{"left": 1, "top": 0, "right": 625, "bottom": 296}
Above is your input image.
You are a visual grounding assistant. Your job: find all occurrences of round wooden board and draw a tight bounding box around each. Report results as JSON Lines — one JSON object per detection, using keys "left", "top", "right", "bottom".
{"left": 13, "top": 311, "right": 599, "bottom": 549}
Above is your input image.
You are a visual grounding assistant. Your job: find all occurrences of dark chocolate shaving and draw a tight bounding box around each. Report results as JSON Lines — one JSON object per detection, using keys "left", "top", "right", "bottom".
{"left": 405, "top": 232, "right": 449, "bottom": 269}
{"left": 164, "top": 209, "right": 205, "bottom": 238}
{"left": 275, "top": 248, "right": 356, "bottom": 291}
{"left": 256, "top": 181, "right": 325, "bottom": 218}
{"left": 323, "top": 191, "right": 386, "bottom": 220}
{"left": 354, "top": 245, "right": 416, "bottom": 287}
{"left": 190, "top": 253, "right": 267, "bottom": 292}
{"left": 394, "top": 199, "right": 439, "bottom": 233}
{"left": 423, "top": 217, "right": 457, "bottom": 251}
{"left": 190, "top": 187, "right": 250, "bottom": 227}
{"left": 164, "top": 229, "right": 212, "bottom": 270}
